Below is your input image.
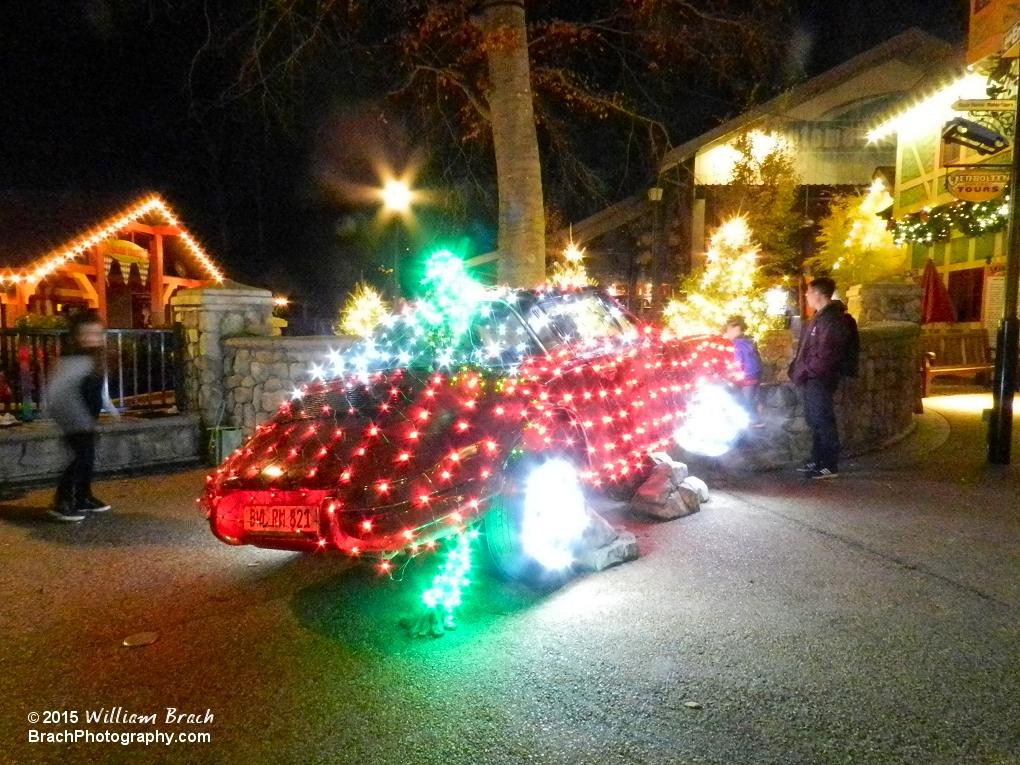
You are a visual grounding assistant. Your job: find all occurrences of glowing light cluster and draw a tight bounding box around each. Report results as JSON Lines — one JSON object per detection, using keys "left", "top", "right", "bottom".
{"left": 521, "top": 459, "right": 590, "bottom": 570}
{"left": 663, "top": 217, "right": 772, "bottom": 338}
{"left": 674, "top": 383, "right": 750, "bottom": 457}
{"left": 0, "top": 194, "right": 223, "bottom": 286}
{"left": 550, "top": 241, "right": 594, "bottom": 290}
{"left": 421, "top": 527, "right": 477, "bottom": 611}
{"left": 338, "top": 282, "right": 391, "bottom": 338}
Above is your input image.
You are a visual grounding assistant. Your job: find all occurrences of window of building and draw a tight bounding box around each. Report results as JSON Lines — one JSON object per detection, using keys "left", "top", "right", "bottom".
{"left": 947, "top": 267, "right": 985, "bottom": 323}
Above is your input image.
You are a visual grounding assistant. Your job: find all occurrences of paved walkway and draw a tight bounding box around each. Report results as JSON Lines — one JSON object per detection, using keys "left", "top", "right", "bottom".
{"left": 0, "top": 391, "right": 1017, "bottom": 764}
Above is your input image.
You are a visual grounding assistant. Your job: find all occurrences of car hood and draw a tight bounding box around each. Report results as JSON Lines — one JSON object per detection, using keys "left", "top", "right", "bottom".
{"left": 208, "top": 368, "right": 525, "bottom": 511}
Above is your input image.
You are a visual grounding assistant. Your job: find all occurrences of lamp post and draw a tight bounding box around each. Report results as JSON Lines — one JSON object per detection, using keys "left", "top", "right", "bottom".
{"left": 381, "top": 180, "right": 413, "bottom": 299}
{"left": 648, "top": 186, "right": 664, "bottom": 312}
{"left": 988, "top": 97, "right": 1020, "bottom": 464}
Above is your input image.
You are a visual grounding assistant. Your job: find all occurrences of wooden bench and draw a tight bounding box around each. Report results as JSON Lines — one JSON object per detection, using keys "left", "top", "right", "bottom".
{"left": 920, "top": 328, "right": 993, "bottom": 397}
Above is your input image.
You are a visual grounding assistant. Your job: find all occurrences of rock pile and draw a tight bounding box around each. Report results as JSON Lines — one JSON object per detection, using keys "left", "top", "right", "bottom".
{"left": 627, "top": 452, "right": 709, "bottom": 520}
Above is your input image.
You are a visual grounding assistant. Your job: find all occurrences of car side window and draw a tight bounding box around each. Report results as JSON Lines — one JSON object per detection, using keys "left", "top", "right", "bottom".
{"left": 537, "top": 293, "right": 624, "bottom": 345}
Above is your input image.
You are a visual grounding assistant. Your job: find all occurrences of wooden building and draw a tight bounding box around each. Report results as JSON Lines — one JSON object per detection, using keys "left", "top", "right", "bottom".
{"left": 0, "top": 192, "right": 223, "bottom": 328}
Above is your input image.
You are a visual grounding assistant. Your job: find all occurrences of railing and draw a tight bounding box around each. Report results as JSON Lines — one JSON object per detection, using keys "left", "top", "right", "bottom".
{"left": 0, "top": 329, "right": 179, "bottom": 416}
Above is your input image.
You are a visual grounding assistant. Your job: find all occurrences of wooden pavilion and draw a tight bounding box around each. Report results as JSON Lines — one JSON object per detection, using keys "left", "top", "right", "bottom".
{"left": 0, "top": 191, "right": 223, "bottom": 328}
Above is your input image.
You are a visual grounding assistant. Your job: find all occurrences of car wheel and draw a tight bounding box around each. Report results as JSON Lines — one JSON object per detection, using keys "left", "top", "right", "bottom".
{"left": 483, "top": 452, "right": 590, "bottom": 591}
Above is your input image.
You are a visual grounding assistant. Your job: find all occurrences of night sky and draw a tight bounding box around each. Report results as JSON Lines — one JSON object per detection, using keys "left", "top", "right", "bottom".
{"left": 0, "top": 1, "right": 965, "bottom": 324}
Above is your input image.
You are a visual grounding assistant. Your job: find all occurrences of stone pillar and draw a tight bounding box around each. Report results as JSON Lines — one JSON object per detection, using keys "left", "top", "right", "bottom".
{"left": 845, "top": 282, "right": 922, "bottom": 326}
{"left": 170, "top": 281, "right": 275, "bottom": 428}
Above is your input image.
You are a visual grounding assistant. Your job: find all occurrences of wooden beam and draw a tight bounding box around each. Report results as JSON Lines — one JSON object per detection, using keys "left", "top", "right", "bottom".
{"left": 465, "top": 251, "right": 499, "bottom": 268}
{"left": 163, "top": 276, "right": 206, "bottom": 288}
{"left": 61, "top": 263, "right": 98, "bottom": 276}
{"left": 70, "top": 273, "right": 100, "bottom": 308}
{"left": 152, "top": 225, "right": 182, "bottom": 236}
{"left": 150, "top": 232, "right": 166, "bottom": 327}
{"left": 88, "top": 245, "right": 107, "bottom": 323}
{"left": 125, "top": 221, "right": 157, "bottom": 235}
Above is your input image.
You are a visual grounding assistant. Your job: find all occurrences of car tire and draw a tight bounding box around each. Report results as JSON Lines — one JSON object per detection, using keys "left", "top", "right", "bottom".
{"left": 483, "top": 452, "right": 587, "bottom": 591}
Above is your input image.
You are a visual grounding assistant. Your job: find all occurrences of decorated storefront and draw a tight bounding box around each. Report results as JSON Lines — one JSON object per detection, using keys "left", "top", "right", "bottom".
{"left": 868, "top": 5, "right": 1020, "bottom": 334}
{"left": 0, "top": 192, "right": 223, "bottom": 328}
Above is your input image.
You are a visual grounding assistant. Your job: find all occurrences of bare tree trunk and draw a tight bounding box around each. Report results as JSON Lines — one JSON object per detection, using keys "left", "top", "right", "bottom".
{"left": 476, "top": 0, "right": 545, "bottom": 287}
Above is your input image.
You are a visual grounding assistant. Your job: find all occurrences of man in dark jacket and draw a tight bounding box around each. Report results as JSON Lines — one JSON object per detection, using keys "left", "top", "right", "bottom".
{"left": 788, "top": 277, "right": 851, "bottom": 479}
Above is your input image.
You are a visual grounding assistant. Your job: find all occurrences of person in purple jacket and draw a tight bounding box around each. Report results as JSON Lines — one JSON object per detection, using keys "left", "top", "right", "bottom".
{"left": 788, "top": 277, "right": 852, "bottom": 480}
{"left": 724, "top": 315, "right": 763, "bottom": 426}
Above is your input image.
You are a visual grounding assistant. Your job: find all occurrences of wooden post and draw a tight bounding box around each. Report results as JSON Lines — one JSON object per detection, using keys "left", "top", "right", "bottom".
{"left": 150, "top": 233, "right": 165, "bottom": 327}
{"left": 88, "top": 245, "right": 107, "bottom": 324}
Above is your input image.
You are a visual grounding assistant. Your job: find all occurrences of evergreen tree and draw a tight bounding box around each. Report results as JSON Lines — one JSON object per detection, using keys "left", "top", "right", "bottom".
{"left": 724, "top": 132, "right": 802, "bottom": 278}
{"left": 663, "top": 217, "right": 772, "bottom": 338}
{"left": 810, "top": 179, "right": 905, "bottom": 294}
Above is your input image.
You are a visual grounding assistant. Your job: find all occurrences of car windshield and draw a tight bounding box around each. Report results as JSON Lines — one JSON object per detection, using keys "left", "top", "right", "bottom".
{"left": 337, "top": 299, "right": 542, "bottom": 375}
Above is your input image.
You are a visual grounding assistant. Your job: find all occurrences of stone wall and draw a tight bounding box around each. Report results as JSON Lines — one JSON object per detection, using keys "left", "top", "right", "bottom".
{"left": 0, "top": 415, "right": 201, "bottom": 486}
{"left": 222, "top": 336, "right": 357, "bottom": 434}
{"left": 714, "top": 322, "right": 921, "bottom": 471}
{"left": 846, "top": 282, "right": 922, "bottom": 326}
{"left": 170, "top": 282, "right": 276, "bottom": 428}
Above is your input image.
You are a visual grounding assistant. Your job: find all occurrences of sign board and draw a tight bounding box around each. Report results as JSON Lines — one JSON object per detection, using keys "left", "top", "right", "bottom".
{"left": 952, "top": 99, "right": 1017, "bottom": 111}
{"left": 985, "top": 275, "right": 1006, "bottom": 331}
{"left": 946, "top": 169, "right": 1011, "bottom": 201}
{"left": 1004, "top": 19, "right": 1020, "bottom": 58}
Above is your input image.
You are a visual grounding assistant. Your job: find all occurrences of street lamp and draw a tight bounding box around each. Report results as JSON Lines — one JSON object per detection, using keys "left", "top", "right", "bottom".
{"left": 380, "top": 180, "right": 413, "bottom": 299}
{"left": 381, "top": 180, "right": 412, "bottom": 214}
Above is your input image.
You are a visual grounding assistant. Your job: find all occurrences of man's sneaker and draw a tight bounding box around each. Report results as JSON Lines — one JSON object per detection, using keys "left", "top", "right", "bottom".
{"left": 80, "top": 496, "right": 111, "bottom": 513}
{"left": 48, "top": 504, "right": 86, "bottom": 522}
{"left": 809, "top": 468, "right": 839, "bottom": 480}
{"left": 796, "top": 461, "right": 818, "bottom": 473}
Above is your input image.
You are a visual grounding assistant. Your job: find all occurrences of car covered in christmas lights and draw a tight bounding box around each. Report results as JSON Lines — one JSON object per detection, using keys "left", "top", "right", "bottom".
{"left": 202, "top": 279, "right": 743, "bottom": 581}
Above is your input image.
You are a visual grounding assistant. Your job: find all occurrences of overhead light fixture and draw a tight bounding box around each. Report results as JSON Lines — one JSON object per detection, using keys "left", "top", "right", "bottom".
{"left": 941, "top": 117, "right": 1009, "bottom": 156}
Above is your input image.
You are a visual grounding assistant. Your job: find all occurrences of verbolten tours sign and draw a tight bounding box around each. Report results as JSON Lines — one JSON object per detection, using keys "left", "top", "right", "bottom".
{"left": 946, "top": 169, "right": 1010, "bottom": 202}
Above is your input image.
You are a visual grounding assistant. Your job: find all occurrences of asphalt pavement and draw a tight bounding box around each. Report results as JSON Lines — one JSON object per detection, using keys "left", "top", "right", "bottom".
{"left": 0, "top": 389, "right": 1018, "bottom": 765}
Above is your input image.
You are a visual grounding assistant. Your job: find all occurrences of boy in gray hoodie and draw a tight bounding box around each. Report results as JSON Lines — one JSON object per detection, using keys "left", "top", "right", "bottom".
{"left": 45, "top": 311, "right": 115, "bottom": 521}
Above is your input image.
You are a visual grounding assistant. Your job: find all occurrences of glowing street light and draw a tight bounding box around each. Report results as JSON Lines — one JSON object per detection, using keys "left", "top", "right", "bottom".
{"left": 381, "top": 180, "right": 413, "bottom": 213}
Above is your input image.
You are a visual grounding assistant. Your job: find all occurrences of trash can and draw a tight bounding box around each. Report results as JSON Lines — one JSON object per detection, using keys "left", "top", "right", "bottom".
{"left": 207, "top": 426, "right": 244, "bottom": 466}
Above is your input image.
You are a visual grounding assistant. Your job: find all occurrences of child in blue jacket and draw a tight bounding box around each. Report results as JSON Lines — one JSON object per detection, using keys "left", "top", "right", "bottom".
{"left": 724, "top": 315, "right": 763, "bottom": 426}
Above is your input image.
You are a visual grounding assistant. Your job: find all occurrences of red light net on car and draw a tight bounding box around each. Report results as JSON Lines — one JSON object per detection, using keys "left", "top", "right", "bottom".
{"left": 201, "top": 255, "right": 742, "bottom": 572}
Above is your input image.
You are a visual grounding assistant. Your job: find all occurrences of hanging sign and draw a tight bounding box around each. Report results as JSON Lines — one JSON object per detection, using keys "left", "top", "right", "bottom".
{"left": 1004, "top": 20, "right": 1020, "bottom": 58}
{"left": 104, "top": 239, "right": 149, "bottom": 265}
{"left": 952, "top": 99, "right": 1017, "bottom": 112}
{"left": 945, "top": 169, "right": 1011, "bottom": 202}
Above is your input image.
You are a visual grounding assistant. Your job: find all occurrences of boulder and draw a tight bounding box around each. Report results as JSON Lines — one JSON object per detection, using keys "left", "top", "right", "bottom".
{"left": 575, "top": 531, "right": 639, "bottom": 572}
{"left": 681, "top": 476, "right": 710, "bottom": 503}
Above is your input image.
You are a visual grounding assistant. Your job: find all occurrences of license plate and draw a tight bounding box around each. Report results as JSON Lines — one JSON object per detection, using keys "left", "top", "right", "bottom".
{"left": 243, "top": 505, "right": 318, "bottom": 534}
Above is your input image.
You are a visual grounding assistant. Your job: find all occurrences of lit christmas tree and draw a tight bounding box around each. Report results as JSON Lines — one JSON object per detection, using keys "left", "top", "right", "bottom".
{"left": 550, "top": 241, "right": 594, "bottom": 289}
{"left": 812, "top": 178, "right": 905, "bottom": 293}
{"left": 337, "top": 282, "right": 390, "bottom": 338}
{"left": 663, "top": 217, "right": 771, "bottom": 338}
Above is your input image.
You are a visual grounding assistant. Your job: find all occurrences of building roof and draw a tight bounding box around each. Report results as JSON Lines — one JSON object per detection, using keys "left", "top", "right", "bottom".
{"left": 0, "top": 190, "right": 223, "bottom": 284}
{"left": 658, "top": 28, "right": 958, "bottom": 174}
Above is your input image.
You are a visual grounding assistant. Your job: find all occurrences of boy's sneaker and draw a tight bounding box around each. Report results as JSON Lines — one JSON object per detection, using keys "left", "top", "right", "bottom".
{"left": 49, "top": 504, "right": 86, "bottom": 523}
{"left": 80, "top": 496, "right": 111, "bottom": 513}
{"left": 809, "top": 468, "right": 838, "bottom": 480}
{"left": 796, "top": 461, "right": 818, "bottom": 473}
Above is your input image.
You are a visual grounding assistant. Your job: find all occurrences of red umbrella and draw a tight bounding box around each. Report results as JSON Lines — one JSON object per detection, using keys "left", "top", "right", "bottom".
{"left": 920, "top": 258, "right": 956, "bottom": 324}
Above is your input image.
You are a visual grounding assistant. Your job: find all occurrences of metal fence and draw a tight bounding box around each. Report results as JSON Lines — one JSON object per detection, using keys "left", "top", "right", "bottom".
{"left": 0, "top": 328, "right": 178, "bottom": 416}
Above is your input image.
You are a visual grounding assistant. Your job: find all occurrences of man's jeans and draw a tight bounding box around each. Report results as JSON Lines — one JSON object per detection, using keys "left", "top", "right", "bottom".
{"left": 55, "top": 431, "right": 96, "bottom": 508}
{"left": 802, "top": 378, "right": 840, "bottom": 471}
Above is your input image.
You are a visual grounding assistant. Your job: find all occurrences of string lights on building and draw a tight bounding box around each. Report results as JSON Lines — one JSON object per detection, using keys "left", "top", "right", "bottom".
{"left": 0, "top": 194, "right": 223, "bottom": 286}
